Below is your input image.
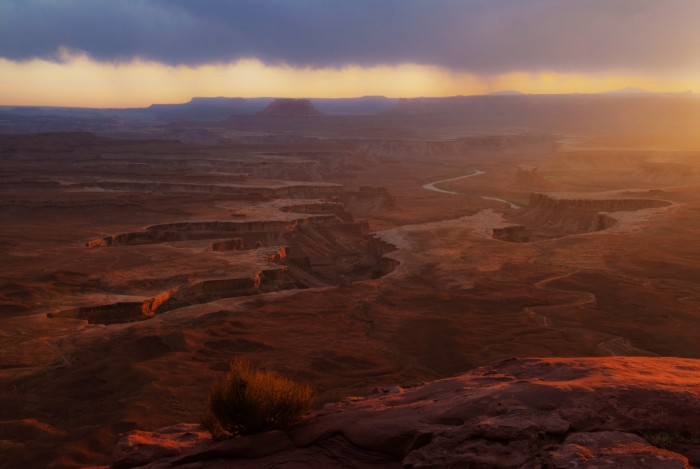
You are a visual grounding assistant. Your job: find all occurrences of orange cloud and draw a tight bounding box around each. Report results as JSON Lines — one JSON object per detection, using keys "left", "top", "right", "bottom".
{"left": 0, "top": 51, "right": 697, "bottom": 108}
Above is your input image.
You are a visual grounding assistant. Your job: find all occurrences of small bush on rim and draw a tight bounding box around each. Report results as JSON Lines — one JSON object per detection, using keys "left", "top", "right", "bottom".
{"left": 201, "top": 358, "right": 316, "bottom": 440}
{"left": 641, "top": 429, "right": 700, "bottom": 449}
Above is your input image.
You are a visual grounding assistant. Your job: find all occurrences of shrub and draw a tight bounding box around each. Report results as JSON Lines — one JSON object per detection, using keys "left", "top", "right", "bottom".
{"left": 641, "top": 430, "right": 700, "bottom": 449}
{"left": 201, "top": 358, "right": 316, "bottom": 440}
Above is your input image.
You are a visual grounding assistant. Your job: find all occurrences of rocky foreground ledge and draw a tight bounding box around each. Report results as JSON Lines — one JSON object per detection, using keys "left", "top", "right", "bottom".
{"left": 110, "top": 357, "right": 700, "bottom": 469}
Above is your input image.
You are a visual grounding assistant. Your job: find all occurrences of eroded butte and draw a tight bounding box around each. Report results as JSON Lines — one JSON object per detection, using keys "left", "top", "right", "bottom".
{"left": 2, "top": 101, "right": 700, "bottom": 469}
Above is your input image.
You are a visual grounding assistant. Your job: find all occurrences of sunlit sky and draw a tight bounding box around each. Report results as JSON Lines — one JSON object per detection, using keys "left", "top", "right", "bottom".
{"left": 1, "top": 0, "right": 699, "bottom": 108}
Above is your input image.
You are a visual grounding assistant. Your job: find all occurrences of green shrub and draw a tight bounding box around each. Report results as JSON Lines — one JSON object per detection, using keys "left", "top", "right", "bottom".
{"left": 201, "top": 358, "right": 316, "bottom": 440}
{"left": 641, "top": 430, "right": 700, "bottom": 449}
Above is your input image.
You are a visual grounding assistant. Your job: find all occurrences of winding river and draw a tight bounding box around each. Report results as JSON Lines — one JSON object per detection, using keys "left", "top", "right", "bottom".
{"left": 422, "top": 170, "right": 521, "bottom": 209}
{"left": 421, "top": 170, "right": 486, "bottom": 194}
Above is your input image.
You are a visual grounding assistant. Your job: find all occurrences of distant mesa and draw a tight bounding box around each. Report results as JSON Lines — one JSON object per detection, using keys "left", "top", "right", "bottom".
{"left": 187, "top": 96, "right": 241, "bottom": 106}
{"left": 222, "top": 97, "right": 247, "bottom": 107}
{"left": 381, "top": 97, "right": 444, "bottom": 115}
{"left": 487, "top": 90, "right": 524, "bottom": 96}
{"left": 147, "top": 96, "right": 252, "bottom": 111}
{"left": 257, "top": 98, "right": 325, "bottom": 116}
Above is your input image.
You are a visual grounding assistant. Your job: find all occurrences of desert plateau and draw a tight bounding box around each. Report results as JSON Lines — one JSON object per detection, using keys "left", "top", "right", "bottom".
{"left": 2, "top": 94, "right": 700, "bottom": 468}
{"left": 3, "top": 2, "right": 700, "bottom": 468}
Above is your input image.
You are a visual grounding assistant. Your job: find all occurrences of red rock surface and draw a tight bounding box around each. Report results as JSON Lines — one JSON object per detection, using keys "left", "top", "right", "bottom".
{"left": 110, "top": 357, "right": 700, "bottom": 468}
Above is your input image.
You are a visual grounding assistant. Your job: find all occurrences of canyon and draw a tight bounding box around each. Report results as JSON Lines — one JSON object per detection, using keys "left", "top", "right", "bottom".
{"left": 2, "top": 97, "right": 700, "bottom": 468}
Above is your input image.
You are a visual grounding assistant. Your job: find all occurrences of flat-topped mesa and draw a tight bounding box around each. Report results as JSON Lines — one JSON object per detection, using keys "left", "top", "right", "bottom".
{"left": 529, "top": 193, "right": 672, "bottom": 213}
{"left": 86, "top": 215, "right": 344, "bottom": 248}
{"left": 520, "top": 193, "right": 673, "bottom": 234}
{"left": 256, "top": 98, "right": 325, "bottom": 117}
{"left": 492, "top": 193, "right": 675, "bottom": 243}
{"left": 48, "top": 268, "right": 289, "bottom": 325}
{"left": 146, "top": 216, "right": 341, "bottom": 233}
{"left": 222, "top": 97, "right": 246, "bottom": 107}
{"left": 73, "top": 181, "right": 342, "bottom": 198}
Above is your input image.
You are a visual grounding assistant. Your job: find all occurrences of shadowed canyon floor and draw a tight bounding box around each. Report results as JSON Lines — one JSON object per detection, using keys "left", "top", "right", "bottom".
{"left": 2, "top": 129, "right": 700, "bottom": 468}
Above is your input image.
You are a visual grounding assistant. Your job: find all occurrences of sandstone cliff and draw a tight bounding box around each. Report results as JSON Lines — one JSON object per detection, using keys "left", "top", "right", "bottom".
{"left": 521, "top": 193, "right": 672, "bottom": 234}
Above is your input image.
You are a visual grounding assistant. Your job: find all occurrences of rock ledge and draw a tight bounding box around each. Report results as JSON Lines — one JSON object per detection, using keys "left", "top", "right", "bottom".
{"left": 111, "top": 357, "right": 700, "bottom": 468}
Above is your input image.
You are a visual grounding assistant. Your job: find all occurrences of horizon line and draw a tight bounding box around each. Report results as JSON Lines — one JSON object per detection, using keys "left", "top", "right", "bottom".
{"left": 2, "top": 90, "right": 696, "bottom": 110}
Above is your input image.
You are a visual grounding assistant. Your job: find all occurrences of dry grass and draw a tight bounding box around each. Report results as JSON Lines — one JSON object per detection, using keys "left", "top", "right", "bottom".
{"left": 201, "top": 358, "right": 316, "bottom": 440}
{"left": 641, "top": 430, "right": 700, "bottom": 449}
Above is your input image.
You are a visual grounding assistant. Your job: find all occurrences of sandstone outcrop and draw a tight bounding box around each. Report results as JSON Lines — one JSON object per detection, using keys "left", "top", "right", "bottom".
{"left": 528, "top": 193, "right": 671, "bottom": 214}
{"left": 147, "top": 217, "right": 341, "bottom": 234}
{"left": 372, "top": 256, "right": 401, "bottom": 279}
{"left": 515, "top": 193, "right": 673, "bottom": 235}
{"left": 593, "top": 213, "right": 618, "bottom": 231}
{"left": 87, "top": 215, "right": 343, "bottom": 248}
{"left": 490, "top": 225, "right": 527, "bottom": 243}
{"left": 209, "top": 238, "right": 244, "bottom": 251}
{"left": 67, "top": 208, "right": 385, "bottom": 325}
{"left": 47, "top": 268, "right": 289, "bottom": 325}
{"left": 109, "top": 357, "right": 700, "bottom": 469}
{"left": 367, "top": 235, "right": 401, "bottom": 278}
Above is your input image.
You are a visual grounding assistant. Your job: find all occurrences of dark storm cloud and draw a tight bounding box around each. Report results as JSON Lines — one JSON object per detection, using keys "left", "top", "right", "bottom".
{"left": 1, "top": 0, "right": 699, "bottom": 74}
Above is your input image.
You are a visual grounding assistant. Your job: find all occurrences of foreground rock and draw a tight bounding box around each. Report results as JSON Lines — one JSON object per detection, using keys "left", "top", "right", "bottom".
{"left": 111, "top": 357, "right": 700, "bottom": 468}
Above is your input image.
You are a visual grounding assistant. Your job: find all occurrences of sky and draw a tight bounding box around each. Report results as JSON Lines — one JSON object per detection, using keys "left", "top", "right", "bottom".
{"left": 1, "top": 0, "right": 699, "bottom": 107}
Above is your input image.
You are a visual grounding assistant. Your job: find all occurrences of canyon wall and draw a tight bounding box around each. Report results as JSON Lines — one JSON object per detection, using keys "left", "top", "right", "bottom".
{"left": 48, "top": 268, "right": 289, "bottom": 325}
{"left": 209, "top": 238, "right": 244, "bottom": 251}
{"left": 88, "top": 215, "right": 343, "bottom": 248}
{"left": 519, "top": 193, "right": 672, "bottom": 234}
{"left": 529, "top": 193, "right": 671, "bottom": 213}
{"left": 74, "top": 182, "right": 342, "bottom": 198}
{"left": 490, "top": 225, "right": 527, "bottom": 243}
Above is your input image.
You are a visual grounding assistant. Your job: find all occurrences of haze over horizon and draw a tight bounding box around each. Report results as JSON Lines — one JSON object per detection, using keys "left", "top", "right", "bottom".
{"left": 1, "top": 0, "right": 700, "bottom": 107}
